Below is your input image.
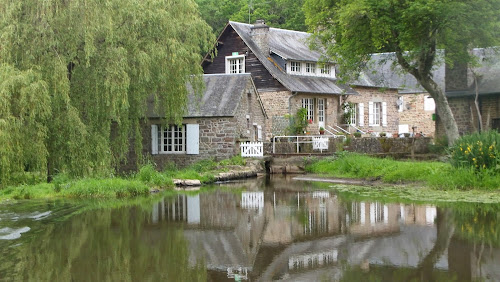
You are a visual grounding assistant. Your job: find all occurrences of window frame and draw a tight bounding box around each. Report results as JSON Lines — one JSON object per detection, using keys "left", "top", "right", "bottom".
{"left": 372, "top": 102, "right": 382, "bottom": 126}
{"left": 305, "top": 62, "right": 316, "bottom": 74}
{"left": 302, "top": 98, "right": 314, "bottom": 121}
{"left": 225, "top": 54, "right": 245, "bottom": 74}
{"left": 158, "top": 124, "right": 186, "bottom": 154}
{"left": 290, "top": 61, "right": 302, "bottom": 73}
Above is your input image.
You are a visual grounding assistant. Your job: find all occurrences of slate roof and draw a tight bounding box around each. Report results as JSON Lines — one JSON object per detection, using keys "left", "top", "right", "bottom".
{"left": 228, "top": 21, "right": 356, "bottom": 95}
{"left": 359, "top": 48, "right": 500, "bottom": 97}
{"left": 148, "top": 73, "right": 257, "bottom": 118}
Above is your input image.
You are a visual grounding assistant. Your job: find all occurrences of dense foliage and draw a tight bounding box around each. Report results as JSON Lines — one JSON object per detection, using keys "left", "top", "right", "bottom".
{"left": 0, "top": 0, "right": 214, "bottom": 187}
{"left": 195, "top": 0, "right": 306, "bottom": 34}
{"left": 304, "top": 0, "right": 500, "bottom": 145}
{"left": 449, "top": 130, "right": 500, "bottom": 172}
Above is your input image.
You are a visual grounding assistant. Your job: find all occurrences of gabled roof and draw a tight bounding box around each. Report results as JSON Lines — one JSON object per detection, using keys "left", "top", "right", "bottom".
{"left": 228, "top": 21, "right": 356, "bottom": 95}
{"left": 148, "top": 74, "right": 261, "bottom": 118}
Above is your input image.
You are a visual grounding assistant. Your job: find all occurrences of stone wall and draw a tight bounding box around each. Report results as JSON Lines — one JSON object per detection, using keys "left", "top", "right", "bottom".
{"left": 259, "top": 90, "right": 292, "bottom": 140}
{"left": 345, "top": 87, "right": 399, "bottom": 134}
{"left": 350, "top": 137, "right": 432, "bottom": 154}
{"left": 234, "top": 79, "right": 267, "bottom": 141}
{"left": 399, "top": 93, "right": 435, "bottom": 137}
{"left": 436, "top": 94, "right": 500, "bottom": 138}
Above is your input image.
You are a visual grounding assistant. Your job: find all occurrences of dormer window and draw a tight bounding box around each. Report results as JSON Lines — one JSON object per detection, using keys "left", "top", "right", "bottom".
{"left": 290, "top": 61, "right": 301, "bottom": 73}
{"left": 320, "top": 64, "right": 331, "bottom": 75}
{"left": 305, "top": 63, "right": 316, "bottom": 74}
{"left": 225, "top": 54, "right": 245, "bottom": 74}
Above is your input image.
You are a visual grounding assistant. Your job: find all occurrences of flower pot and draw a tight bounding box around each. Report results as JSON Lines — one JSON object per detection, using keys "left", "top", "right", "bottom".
{"left": 393, "top": 133, "right": 399, "bottom": 138}
{"left": 319, "top": 130, "right": 325, "bottom": 135}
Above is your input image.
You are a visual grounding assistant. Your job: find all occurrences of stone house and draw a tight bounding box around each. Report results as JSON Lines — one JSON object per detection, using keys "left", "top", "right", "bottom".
{"left": 436, "top": 48, "right": 500, "bottom": 137}
{"left": 202, "top": 20, "right": 401, "bottom": 139}
{"left": 127, "top": 73, "right": 267, "bottom": 170}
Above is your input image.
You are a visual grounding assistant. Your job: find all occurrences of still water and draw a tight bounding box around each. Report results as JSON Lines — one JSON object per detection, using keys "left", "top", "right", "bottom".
{"left": 1, "top": 176, "right": 499, "bottom": 281}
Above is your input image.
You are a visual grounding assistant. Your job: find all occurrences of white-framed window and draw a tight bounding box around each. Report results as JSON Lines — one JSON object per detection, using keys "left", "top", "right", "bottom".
{"left": 306, "top": 63, "right": 316, "bottom": 74}
{"left": 290, "top": 61, "right": 301, "bottom": 73}
{"left": 158, "top": 125, "right": 185, "bottom": 153}
{"left": 225, "top": 55, "right": 245, "bottom": 74}
{"left": 368, "top": 101, "right": 387, "bottom": 126}
{"left": 346, "top": 103, "right": 357, "bottom": 125}
{"left": 424, "top": 95, "right": 435, "bottom": 111}
{"left": 318, "top": 98, "right": 325, "bottom": 124}
{"left": 373, "top": 102, "right": 382, "bottom": 126}
{"left": 320, "top": 64, "right": 331, "bottom": 75}
{"left": 302, "top": 98, "right": 314, "bottom": 121}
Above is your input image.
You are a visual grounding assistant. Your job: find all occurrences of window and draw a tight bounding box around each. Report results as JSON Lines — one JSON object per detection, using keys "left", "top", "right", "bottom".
{"left": 290, "top": 61, "right": 301, "bottom": 73}
{"left": 320, "top": 64, "right": 330, "bottom": 75}
{"left": 225, "top": 55, "right": 245, "bottom": 74}
{"left": 158, "top": 125, "right": 185, "bottom": 153}
{"left": 372, "top": 102, "right": 382, "bottom": 126}
{"left": 305, "top": 63, "right": 316, "bottom": 74}
{"left": 317, "top": 99, "right": 325, "bottom": 124}
{"left": 346, "top": 103, "right": 357, "bottom": 125}
{"left": 302, "top": 98, "right": 314, "bottom": 121}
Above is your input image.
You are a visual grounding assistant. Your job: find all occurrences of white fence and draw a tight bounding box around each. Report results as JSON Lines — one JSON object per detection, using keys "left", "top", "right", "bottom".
{"left": 272, "top": 135, "right": 345, "bottom": 154}
{"left": 240, "top": 141, "right": 263, "bottom": 157}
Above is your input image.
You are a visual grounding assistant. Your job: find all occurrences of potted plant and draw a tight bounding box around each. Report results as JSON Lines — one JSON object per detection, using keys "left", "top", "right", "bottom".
{"left": 404, "top": 133, "right": 411, "bottom": 138}
{"left": 392, "top": 132, "right": 399, "bottom": 138}
{"left": 353, "top": 132, "right": 362, "bottom": 138}
{"left": 379, "top": 132, "right": 387, "bottom": 137}
{"left": 319, "top": 127, "right": 325, "bottom": 135}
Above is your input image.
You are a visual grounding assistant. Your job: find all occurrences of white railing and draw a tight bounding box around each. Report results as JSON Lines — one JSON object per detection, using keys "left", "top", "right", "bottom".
{"left": 272, "top": 135, "right": 345, "bottom": 154}
{"left": 312, "top": 137, "right": 329, "bottom": 152}
{"left": 328, "top": 125, "right": 349, "bottom": 135}
{"left": 240, "top": 141, "right": 263, "bottom": 157}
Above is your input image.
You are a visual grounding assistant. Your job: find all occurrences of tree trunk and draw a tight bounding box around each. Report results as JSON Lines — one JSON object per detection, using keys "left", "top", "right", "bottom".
{"left": 472, "top": 71, "right": 483, "bottom": 132}
{"left": 418, "top": 76, "right": 460, "bottom": 145}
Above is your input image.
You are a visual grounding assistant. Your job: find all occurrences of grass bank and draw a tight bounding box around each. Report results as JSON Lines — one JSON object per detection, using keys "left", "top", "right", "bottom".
{"left": 0, "top": 156, "right": 251, "bottom": 201}
{"left": 305, "top": 152, "right": 500, "bottom": 190}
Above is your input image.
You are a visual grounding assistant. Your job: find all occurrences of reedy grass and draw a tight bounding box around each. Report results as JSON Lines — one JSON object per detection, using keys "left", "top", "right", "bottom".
{"left": 0, "top": 156, "right": 254, "bottom": 201}
{"left": 305, "top": 152, "right": 500, "bottom": 190}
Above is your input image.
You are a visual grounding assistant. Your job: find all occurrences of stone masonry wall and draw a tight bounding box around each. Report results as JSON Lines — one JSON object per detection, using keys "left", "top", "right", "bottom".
{"left": 259, "top": 90, "right": 292, "bottom": 140}
{"left": 345, "top": 87, "right": 399, "bottom": 134}
{"left": 399, "top": 93, "right": 435, "bottom": 137}
{"left": 436, "top": 94, "right": 500, "bottom": 138}
{"left": 234, "top": 79, "right": 267, "bottom": 141}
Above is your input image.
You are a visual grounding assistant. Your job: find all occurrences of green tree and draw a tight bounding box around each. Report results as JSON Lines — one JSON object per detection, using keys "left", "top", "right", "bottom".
{"left": 0, "top": 0, "right": 214, "bottom": 186}
{"left": 304, "top": 0, "right": 500, "bottom": 145}
{"left": 195, "top": 0, "right": 306, "bottom": 34}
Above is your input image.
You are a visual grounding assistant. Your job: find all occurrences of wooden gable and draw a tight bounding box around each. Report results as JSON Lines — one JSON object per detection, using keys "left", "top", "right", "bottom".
{"left": 203, "top": 26, "right": 287, "bottom": 93}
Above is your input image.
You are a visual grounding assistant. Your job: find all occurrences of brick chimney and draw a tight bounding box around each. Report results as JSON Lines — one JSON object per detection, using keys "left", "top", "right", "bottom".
{"left": 251, "top": 19, "right": 270, "bottom": 55}
{"left": 445, "top": 62, "right": 469, "bottom": 92}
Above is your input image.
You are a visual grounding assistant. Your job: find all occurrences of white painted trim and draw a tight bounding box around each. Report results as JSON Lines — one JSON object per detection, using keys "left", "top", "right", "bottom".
{"left": 358, "top": 103, "right": 364, "bottom": 126}
{"left": 225, "top": 54, "right": 245, "bottom": 74}
{"left": 382, "top": 102, "right": 387, "bottom": 127}
{"left": 186, "top": 124, "right": 199, "bottom": 155}
{"left": 151, "top": 124, "right": 158, "bottom": 155}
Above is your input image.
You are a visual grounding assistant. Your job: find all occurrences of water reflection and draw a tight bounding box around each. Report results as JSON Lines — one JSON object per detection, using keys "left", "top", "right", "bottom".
{"left": 1, "top": 176, "right": 500, "bottom": 281}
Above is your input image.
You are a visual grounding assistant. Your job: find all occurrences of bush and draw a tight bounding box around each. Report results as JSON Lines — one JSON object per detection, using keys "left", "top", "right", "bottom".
{"left": 449, "top": 131, "right": 500, "bottom": 172}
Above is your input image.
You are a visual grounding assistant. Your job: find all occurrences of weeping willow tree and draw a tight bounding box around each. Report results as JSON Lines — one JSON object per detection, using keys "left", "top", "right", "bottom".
{"left": 0, "top": 0, "right": 213, "bottom": 185}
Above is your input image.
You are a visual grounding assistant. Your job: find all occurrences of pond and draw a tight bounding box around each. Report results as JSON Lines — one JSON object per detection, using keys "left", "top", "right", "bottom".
{"left": 1, "top": 176, "right": 499, "bottom": 281}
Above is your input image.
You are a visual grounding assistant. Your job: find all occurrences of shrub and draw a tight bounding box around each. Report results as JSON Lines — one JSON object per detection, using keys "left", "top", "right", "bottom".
{"left": 449, "top": 130, "right": 500, "bottom": 172}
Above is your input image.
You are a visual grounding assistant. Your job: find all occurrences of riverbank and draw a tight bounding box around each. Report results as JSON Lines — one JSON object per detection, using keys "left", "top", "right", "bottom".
{"left": 304, "top": 152, "right": 500, "bottom": 190}
{"left": 0, "top": 156, "right": 264, "bottom": 201}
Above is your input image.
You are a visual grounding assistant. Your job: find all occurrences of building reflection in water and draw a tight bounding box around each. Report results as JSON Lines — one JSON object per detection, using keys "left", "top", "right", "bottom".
{"left": 148, "top": 186, "right": 499, "bottom": 281}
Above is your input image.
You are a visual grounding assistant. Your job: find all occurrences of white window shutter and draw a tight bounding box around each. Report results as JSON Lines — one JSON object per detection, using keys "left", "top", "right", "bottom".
{"left": 257, "top": 125, "right": 262, "bottom": 141}
{"left": 368, "top": 102, "right": 374, "bottom": 126}
{"left": 358, "top": 103, "right": 364, "bottom": 126}
{"left": 151, "top": 124, "right": 158, "bottom": 155}
{"left": 382, "top": 102, "right": 387, "bottom": 126}
{"left": 186, "top": 124, "right": 199, "bottom": 155}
